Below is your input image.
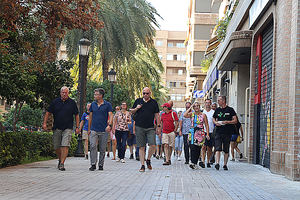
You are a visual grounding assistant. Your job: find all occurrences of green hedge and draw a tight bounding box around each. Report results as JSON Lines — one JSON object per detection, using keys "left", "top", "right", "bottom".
{"left": 0, "top": 131, "right": 77, "bottom": 168}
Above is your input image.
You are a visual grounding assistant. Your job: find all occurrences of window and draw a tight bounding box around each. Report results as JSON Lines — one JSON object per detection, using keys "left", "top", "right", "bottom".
{"left": 178, "top": 54, "right": 186, "bottom": 61}
{"left": 195, "top": 0, "right": 211, "bottom": 13}
{"left": 193, "top": 51, "right": 204, "bottom": 66}
{"left": 169, "top": 82, "right": 176, "bottom": 88}
{"left": 168, "top": 42, "right": 174, "bottom": 47}
{"left": 178, "top": 70, "right": 183, "bottom": 75}
{"left": 176, "top": 43, "right": 185, "bottom": 48}
{"left": 173, "top": 54, "right": 178, "bottom": 61}
{"left": 194, "top": 24, "right": 215, "bottom": 40}
{"left": 179, "top": 82, "right": 186, "bottom": 87}
{"left": 170, "top": 95, "right": 176, "bottom": 101}
{"left": 167, "top": 54, "right": 173, "bottom": 60}
{"left": 156, "top": 40, "right": 163, "bottom": 46}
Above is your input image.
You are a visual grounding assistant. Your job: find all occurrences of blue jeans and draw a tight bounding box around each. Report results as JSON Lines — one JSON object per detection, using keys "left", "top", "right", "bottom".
{"left": 115, "top": 130, "right": 129, "bottom": 159}
{"left": 175, "top": 135, "right": 183, "bottom": 151}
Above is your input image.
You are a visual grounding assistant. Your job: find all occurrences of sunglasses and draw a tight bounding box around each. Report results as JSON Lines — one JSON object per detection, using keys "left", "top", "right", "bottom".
{"left": 143, "top": 92, "right": 150, "bottom": 95}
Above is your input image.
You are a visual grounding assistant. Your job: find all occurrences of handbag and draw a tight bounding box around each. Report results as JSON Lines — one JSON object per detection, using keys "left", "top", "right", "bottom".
{"left": 236, "top": 135, "right": 242, "bottom": 143}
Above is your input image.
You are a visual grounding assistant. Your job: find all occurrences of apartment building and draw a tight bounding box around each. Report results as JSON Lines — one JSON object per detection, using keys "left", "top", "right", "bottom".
{"left": 185, "top": 0, "right": 221, "bottom": 103}
{"left": 154, "top": 30, "right": 187, "bottom": 111}
{"left": 203, "top": 0, "right": 300, "bottom": 180}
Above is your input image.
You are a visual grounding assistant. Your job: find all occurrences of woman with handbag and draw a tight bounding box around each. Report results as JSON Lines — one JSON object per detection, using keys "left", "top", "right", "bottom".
{"left": 183, "top": 102, "right": 210, "bottom": 169}
{"left": 230, "top": 117, "right": 244, "bottom": 161}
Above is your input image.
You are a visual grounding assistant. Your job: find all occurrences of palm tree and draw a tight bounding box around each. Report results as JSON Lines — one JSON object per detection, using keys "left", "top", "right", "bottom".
{"left": 64, "top": 0, "right": 161, "bottom": 80}
{"left": 116, "top": 44, "right": 165, "bottom": 99}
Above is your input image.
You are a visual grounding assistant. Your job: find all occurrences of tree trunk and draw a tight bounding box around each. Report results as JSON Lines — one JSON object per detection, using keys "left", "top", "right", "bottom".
{"left": 102, "top": 53, "right": 109, "bottom": 80}
{"left": 13, "top": 101, "right": 23, "bottom": 131}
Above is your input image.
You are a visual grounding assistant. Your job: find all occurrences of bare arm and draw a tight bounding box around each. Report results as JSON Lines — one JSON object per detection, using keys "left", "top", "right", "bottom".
{"left": 88, "top": 112, "right": 93, "bottom": 134}
{"left": 203, "top": 114, "right": 210, "bottom": 140}
{"left": 179, "top": 120, "right": 183, "bottom": 136}
{"left": 213, "top": 117, "right": 221, "bottom": 126}
{"left": 42, "top": 111, "right": 50, "bottom": 131}
{"left": 183, "top": 107, "right": 193, "bottom": 118}
{"left": 112, "top": 114, "right": 117, "bottom": 134}
{"left": 79, "top": 120, "right": 84, "bottom": 132}
{"left": 155, "top": 113, "right": 161, "bottom": 135}
{"left": 224, "top": 115, "right": 238, "bottom": 125}
{"left": 240, "top": 124, "right": 244, "bottom": 138}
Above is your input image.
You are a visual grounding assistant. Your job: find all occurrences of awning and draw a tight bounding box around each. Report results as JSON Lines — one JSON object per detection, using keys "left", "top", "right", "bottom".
{"left": 218, "top": 30, "right": 252, "bottom": 71}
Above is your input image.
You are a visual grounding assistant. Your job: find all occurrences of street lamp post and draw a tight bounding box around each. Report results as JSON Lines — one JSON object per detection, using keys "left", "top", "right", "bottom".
{"left": 75, "top": 38, "right": 91, "bottom": 157}
{"left": 108, "top": 69, "right": 117, "bottom": 106}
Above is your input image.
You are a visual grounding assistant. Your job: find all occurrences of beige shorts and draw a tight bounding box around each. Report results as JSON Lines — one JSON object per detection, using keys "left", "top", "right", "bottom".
{"left": 82, "top": 130, "right": 88, "bottom": 140}
{"left": 162, "top": 132, "right": 176, "bottom": 147}
{"left": 53, "top": 129, "right": 72, "bottom": 150}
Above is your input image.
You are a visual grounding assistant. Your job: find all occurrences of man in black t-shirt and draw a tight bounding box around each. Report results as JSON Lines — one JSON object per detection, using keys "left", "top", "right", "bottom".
{"left": 213, "top": 96, "right": 237, "bottom": 171}
{"left": 42, "top": 86, "right": 80, "bottom": 171}
{"left": 131, "top": 87, "right": 161, "bottom": 172}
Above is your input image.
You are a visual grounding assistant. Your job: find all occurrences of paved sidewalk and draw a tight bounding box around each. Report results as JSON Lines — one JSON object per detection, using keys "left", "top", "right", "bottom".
{"left": 0, "top": 153, "right": 299, "bottom": 200}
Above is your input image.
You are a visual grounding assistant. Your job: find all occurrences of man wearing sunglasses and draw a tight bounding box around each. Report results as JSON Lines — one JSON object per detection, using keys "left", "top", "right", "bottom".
{"left": 131, "top": 87, "right": 161, "bottom": 172}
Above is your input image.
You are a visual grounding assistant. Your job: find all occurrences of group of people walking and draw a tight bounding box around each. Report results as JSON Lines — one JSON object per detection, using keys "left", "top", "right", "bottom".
{"left": 43, "top": 86, "right": 244, "bottom": 172}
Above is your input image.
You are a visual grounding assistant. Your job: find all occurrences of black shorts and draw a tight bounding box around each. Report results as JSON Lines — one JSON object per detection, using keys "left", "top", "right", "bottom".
{"left": 204, "top": 132, "right": 213, "bottom": 147}
{"left": 215, "top": 134, "right": 231, "bottom": 153}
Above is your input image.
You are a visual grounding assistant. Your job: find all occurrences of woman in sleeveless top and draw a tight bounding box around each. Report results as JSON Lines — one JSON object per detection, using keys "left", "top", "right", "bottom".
{"left": 183, "top": 102, "right": 209, "bottom": 169}
{"left": 112, "top": 102, "right": 131, "bottom": 163}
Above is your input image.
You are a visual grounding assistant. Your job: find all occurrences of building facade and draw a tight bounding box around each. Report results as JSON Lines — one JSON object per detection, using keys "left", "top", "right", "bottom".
{"left": 185, "top": 0, "right": 221, "bottom": 102}
{"left": 203, "top": 0, "right": 300, "bottom": 180}
{"left": 154, "top": 30, "right": 187, "bottom": 111}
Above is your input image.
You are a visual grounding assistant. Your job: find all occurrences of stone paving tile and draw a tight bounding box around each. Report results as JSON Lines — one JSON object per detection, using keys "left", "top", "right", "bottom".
{"left": 0, "top": 153, "right": 300, "bottom": 200}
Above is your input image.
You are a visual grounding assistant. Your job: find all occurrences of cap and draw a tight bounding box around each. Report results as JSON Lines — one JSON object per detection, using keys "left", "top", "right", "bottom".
{"left": 161, "top": 103, "right": 171, "bottom": 108}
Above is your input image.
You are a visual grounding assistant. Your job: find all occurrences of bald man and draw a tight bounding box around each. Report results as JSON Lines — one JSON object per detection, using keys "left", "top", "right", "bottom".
{"left": 131, "top": 87, "right": 161, "bottom": 172}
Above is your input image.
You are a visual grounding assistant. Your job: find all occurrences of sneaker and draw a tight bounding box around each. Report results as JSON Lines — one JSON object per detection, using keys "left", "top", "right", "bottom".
{"left": 177, "top": 157, "right": 181, "bottom": 161}
{"left": 136, "top": 157, "right": 140, "bottom": 161}
{"left": 57, "top": 160, "right": 61, "bottom": 169}
{"left": 89, "top": 165, "right": 96, "bottom": 171}
{"left": 163, "top": 161, "right": 170, "bottom": 165}
{"left": 231, "top": 158, "right": 235, "bottom": 161}
{"left": 58, "top": 163, "right": 65, "bottom": 171}
{"left": 189, "top": 164, "right": 196, "bottom": 169}
{"left": 184, "top": 161, "right": 189, "bottom": 164}
{"left": 130, "top": 154, "right": 134, "bottom": 159}
{"left": 207, "top": 163, "right": 211, "bottom": 168}
{"left": 116, "top": 158, "right": 121, "bottom": 162}
{"left": 215, "top": 163, "right": 220, "bottom": 170}
{"left": 121, "top": 159, "right": 125, "bottom": 163}
{"left": 146, "top": 159, "right": 152, "bottom": 170}
{"left": 199, "top": 161, "right": 205, "bottom": 168}
{"left": 139, "top": 165, "right": 145, "bottom": 172}
{"left": 223, "top": 165, "right": 228, "bottom": 170}
{"left": 85, "top": 155, "right": 88, "bottom": 160}
{"left": 98, "top": 166, "right": 103, "bottom": 170}
{"left": 240, "top": 153, "right": 243, "bottom": 159}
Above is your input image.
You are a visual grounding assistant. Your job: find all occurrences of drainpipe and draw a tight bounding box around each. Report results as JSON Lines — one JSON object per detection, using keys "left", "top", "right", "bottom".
{"left": 244, "top": 87, "right": 250, "bottom": 158}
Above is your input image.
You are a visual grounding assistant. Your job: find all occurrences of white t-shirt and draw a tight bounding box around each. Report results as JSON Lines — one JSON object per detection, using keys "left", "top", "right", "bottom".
{"left": 203, "top": 109, "right": 215, "bottom": 133}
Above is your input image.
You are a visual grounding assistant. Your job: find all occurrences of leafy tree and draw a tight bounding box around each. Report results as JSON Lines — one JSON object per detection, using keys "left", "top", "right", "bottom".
{"left": 71, "top": 80, "right": 131, "bottom": 111}
{"left": 64, "top": 0, "right": 161, "bottom": 80}
{"left": 3, "top": 105, "right": 43, "bottom": 129}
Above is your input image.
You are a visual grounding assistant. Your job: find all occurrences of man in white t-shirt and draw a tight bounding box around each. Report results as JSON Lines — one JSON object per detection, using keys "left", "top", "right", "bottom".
{"left": 199, "top": 99, "right": 215, "bottom": 168}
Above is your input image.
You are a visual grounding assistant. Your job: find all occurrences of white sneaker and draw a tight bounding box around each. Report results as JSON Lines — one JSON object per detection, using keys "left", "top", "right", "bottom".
{"left": 116, "top": 158, "right": 121, "bottom": 162}
{"left": 177, "top": 157, "right": 181, "bottom": 161}
{"left": 121, "top": 159, "right": 125, "bottom": 163}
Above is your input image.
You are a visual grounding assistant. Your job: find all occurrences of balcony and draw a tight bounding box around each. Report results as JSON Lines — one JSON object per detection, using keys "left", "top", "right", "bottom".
{"left": 189, "top": 66, "right": 206, "bottom": 77}
{"left": 218, "top": 30, "right": 253, "bottom": 71}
